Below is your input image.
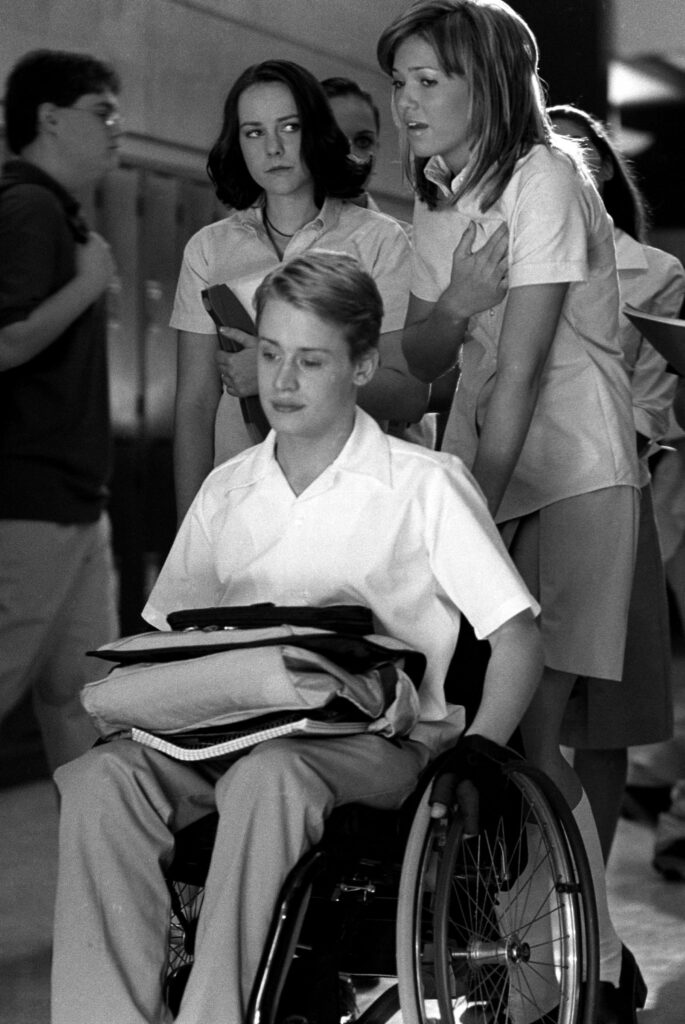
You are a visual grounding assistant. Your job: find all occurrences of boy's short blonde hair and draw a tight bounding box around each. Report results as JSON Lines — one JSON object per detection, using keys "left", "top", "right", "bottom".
{"left": 254, "top": 251, "right": 383, "bottom": 359}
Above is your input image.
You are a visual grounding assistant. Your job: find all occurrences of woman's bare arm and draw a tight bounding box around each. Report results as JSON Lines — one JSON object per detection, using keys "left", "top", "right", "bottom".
{"left": 471, "top": 282, "right": 568, "bottom": 516}
{"left": 402, "top": 222, "right": 509, "bottom": 382}
{"left": 173, "top": 331, "right": 222, "bottom": 525}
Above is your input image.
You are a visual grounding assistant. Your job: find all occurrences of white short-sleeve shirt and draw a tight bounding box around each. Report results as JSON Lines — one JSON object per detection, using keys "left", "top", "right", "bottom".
{"left": 144, "top": 411, "right": 539, "bottom": 750}
{"left": 614, "top": 228, "right": 685, "bottom": 481}
{"left": 171, "top": 198, "right": 412, "bottom": 462}
{"left": 412, "top": 145, "right": 639, "bottom": 521}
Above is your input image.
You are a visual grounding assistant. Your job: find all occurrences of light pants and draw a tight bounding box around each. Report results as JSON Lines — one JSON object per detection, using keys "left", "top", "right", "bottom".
{"left": 0, "top": 516, "right": 118, "bottom": 770}
{"left": 52, "top": 732, "right": 430, "bottom": 1024}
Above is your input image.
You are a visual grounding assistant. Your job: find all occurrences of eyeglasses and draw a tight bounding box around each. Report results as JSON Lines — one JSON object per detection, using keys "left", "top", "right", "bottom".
{"left": 62, "top": 105, "right": 122, "bottom": 130}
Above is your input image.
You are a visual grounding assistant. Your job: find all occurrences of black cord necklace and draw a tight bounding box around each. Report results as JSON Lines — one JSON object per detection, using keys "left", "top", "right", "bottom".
{"left": 263, "top": 209, "right": 296, "bottom": 238}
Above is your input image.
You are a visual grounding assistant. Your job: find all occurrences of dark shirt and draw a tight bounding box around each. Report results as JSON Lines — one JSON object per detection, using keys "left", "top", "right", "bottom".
{"left": 0, "top": 159, "right": 111, "bottom": 523}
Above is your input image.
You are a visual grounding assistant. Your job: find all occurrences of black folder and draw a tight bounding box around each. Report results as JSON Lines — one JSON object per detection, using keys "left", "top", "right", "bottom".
{"left": 201, "top": 284, "right": 271, "bottom": 440}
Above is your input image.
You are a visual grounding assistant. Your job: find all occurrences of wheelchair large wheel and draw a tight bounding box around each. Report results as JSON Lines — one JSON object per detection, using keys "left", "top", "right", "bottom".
{"left": 164, "top": 878, "right": 205, "bottom": 1016}
{"left": 396, "top": 761, "right": 598, "bottom": 1024}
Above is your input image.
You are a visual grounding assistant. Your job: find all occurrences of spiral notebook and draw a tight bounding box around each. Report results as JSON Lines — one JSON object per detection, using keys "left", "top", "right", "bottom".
{"left": 131, "top": 704, "right": 371, "bottom": 762}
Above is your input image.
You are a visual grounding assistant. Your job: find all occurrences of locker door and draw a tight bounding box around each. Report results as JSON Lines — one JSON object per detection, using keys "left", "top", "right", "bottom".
{"left": 95, "top": 166, "right": 143, "bottom": 436}
{"left": 137, "top": 172, "right": 184, "bottom": 599}
{"left": 140, "top": 171, "right": 181, "bottom": 439}
{"left": 93, "top": 167, "right": 147, "bottom": 631}
{"left": 178, "top": 178, "right": 221, "bottom": 254}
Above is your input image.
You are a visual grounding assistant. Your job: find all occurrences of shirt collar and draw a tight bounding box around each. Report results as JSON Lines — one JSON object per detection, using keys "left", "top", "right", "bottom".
{"left": 1, "top": 158, "right": 89, "bottom": 241}
{"left": 423, "top": 155, "right": 470, "bottom": 198}
{"left": 614, "top": 228, "right": 649, "bottom": 272}
{"left": 236, "top": 196, "right": 342, "bottom": 238}
{"left": 331, "top": 408, "right": 393, "bottom": 487}
{"left": 220, "top": 408, "right": 393, "bottom": 494}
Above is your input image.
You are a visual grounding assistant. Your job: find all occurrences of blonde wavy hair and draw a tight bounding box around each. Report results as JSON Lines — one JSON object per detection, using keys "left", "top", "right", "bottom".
{"left": 377, "top": 0, "right": 574, "bottom": 211}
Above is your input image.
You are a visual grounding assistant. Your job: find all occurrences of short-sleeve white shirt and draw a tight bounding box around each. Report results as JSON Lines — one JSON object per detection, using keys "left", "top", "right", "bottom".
{"left": 412, "top": 145, "right": 639, "bottom": 521}
{"left": 144, "top": 410, "right": 539, "bottom": 749}
{"left": 171, "top": 198, "right": 412, "bottom": 462}
{"left": 614, "top": 228, "right": 685, "bottom": 481}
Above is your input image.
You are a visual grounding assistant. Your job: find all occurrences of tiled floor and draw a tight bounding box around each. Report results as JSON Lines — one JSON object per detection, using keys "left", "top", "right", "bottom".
{"left": 1, "top": 777, "right": 684, "bottom": 1023}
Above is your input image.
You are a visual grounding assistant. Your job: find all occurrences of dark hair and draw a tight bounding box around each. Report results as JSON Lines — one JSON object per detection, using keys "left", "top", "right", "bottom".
{"left": 547, "top": 104, "right": 649, "bottom": 242}
{"left": 3, "top": 49, "right": 120, "bottom": 154}
{"left": 207, "top": 60, "right": 367, "bottom": 209}
{"left": 254, "top": 251, "right": 383, "bottom": 358}
{"left": 321, "top": 76, "right": 381, "bottom": 134}
{"left": 377, "top": 0, "right": 555, "bottom": 211}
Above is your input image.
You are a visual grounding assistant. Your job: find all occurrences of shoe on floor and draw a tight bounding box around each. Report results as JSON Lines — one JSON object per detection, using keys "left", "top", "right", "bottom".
{"left": 596, "top": 944, "right": 647, "bottom": 1024}
{"left": 621, "top": 785, "right": 671, "bottom": 825}
{"left": 653, "top": 804, "right": 685, "bottom": 880}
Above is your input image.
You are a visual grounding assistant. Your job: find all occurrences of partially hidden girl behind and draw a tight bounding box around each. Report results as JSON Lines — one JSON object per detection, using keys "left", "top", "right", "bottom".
{"left": 378, "top": 2, "right": 644, "bottom": 1022}
{"left": 549, "top": 103, "right": 685, "bottom": 864}
{"left": 172, "top": 59, "right": 425, "bottom": 522}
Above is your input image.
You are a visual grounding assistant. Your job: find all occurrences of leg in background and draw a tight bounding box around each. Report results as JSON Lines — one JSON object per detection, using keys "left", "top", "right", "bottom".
{"left": 0, "top": 517, "right": 119, "bottom": 773}
{"left": 33, "top": 515, "right": 119, "bottom": 771}
{"left": 520, "top": 667, "right": 623, "bottom": 988}
{"left": 573, "top": 747, "right": 628, "bottom": 863}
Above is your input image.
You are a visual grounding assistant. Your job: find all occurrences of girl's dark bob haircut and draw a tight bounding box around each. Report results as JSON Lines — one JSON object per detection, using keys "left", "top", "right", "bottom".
{"left": 547, "top": 104, "right": 649, "bottom": 242}
{"left": 207, "top": 59, "right": 368, "bottom": 209}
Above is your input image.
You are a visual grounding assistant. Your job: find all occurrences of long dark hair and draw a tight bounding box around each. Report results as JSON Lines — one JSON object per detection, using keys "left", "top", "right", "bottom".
{"left": 547, "top": 104, "right": 648, "bottom": 241}
{"left": 207, "top": 60, "right": 367, "bottom": 209}
{"left": 377, "top": 0, "right": 557, "bottom": 211}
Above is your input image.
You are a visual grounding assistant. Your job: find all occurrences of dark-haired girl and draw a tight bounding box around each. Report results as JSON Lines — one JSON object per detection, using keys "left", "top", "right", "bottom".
{"left": 171, "top": 59, "right": 423, "bottom": 521}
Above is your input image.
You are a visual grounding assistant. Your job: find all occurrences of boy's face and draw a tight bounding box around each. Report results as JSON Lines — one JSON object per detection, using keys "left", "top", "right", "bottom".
{"left": 257, "top": 297, "right": 377, "bottom": 443}
{"left": 49, "top": 90, "right": 121, "bottom": 185}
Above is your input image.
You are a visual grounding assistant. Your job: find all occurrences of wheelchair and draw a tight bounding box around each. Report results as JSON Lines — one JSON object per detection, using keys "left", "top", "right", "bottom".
{"left": 163, "top": 742, "right": 598, "bottom": 1023}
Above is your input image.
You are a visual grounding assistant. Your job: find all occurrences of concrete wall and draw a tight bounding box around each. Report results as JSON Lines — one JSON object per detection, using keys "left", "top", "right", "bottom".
{"left": 613, "top": 0, "right": 684, "bottom": 56}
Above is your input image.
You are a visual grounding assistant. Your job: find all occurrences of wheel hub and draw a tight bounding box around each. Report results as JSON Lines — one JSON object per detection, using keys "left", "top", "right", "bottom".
{"left": 451, "top": 934, "right": 531, "bottom": 969}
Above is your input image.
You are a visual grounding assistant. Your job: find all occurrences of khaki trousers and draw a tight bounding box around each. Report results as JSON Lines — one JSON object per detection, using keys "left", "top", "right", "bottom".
{"left": 0, "top": 515, "right": 118, "bottom": 770}
{"left": 52, "top": 733, "right": 429, "bottom": 1024}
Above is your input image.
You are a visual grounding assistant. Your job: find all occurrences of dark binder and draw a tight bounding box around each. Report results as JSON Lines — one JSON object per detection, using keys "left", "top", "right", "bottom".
{"left": 623, "top": 304, "right": 685, "bottom": 377}
{"left": 201, "top": 284, "right": 271, "bottom": 441}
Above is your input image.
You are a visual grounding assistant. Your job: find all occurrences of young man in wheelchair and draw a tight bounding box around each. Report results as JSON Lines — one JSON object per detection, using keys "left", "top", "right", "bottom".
{"left": 51, "top": 251, "right": 543, "bottom": 1024}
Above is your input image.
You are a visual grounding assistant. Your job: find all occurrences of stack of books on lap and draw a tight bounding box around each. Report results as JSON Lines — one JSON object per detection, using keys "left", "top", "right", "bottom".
{"left": 131, "top": 701, "right": 372, "bottom": 762}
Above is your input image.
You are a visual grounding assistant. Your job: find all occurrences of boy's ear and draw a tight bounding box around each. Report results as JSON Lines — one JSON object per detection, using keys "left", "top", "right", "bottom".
{"left": 352, "top": 348, "right": 380, "bottom": 386}
{"left": 37, "top": 102, "right": 60, "bottom": 133}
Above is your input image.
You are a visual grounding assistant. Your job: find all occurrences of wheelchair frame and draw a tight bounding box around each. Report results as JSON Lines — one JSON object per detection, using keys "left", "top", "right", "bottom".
{"left": 164, "top": 750, "right": 598, "bottom": 1024}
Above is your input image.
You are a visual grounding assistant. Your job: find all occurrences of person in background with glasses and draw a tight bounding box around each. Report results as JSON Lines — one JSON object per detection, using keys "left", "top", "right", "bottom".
{"left": 0, "top": 50, "right": 121, "bottom": 771}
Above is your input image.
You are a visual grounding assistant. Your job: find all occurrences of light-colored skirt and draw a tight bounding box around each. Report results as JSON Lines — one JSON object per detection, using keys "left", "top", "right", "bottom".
{"left": 560, "top": 484, "right": 673, "bottom": 749}
{"left": 500, "top": 486, "right": 639, "bottom": 682}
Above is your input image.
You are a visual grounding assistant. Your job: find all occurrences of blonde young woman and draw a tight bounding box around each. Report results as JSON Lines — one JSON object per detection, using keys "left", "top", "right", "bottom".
{"left": 378, "top": 3, "right": 645, "bottom": 1021}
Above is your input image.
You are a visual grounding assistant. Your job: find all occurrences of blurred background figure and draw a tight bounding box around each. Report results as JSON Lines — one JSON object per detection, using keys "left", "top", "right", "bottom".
{"left": 548, "top": 103, "right": 685, "bottom": 864}
{"left": 321, "top": 76, "right": 381, "bottom": 209}
{"left": 631, "top": 375, "right": 685, "bottom": 882}
{"left": 0, "top": 50, "right": 121, "bottom": 772}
